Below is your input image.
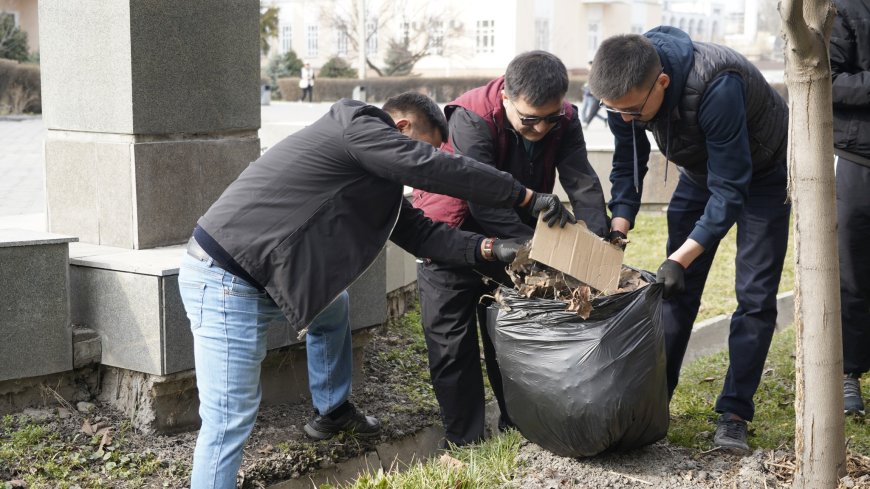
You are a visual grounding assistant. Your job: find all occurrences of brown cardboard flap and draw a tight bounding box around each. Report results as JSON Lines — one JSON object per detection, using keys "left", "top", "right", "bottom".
{"left": 529, "top": 215, "right": 624, "bottom": 292}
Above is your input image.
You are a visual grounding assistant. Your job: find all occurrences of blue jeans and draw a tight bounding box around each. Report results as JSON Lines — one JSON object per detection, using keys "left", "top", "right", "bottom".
{"left": 178, "top": 252, "right": 353, "bottom": 489}
{"left": 663, "top": 163, "right": 790, "bottom": 421}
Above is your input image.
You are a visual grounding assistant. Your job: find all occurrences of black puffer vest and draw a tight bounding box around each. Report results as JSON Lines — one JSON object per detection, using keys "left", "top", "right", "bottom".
{"left": 647, "top": 42, "right": 788, "bottom": 180}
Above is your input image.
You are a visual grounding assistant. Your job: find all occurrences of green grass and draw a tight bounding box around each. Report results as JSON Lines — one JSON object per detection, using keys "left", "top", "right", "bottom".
{"left": 332, "top": 429, "right": 524, "bottom": 489}
{"left": 624, "top": 213, "right": 795, "bottom": 322}
{"left": 669, "top": 326, "right": 870, "bottom": 455}
{"left": 0, "top": 415, "right": 186, "bottom": 488}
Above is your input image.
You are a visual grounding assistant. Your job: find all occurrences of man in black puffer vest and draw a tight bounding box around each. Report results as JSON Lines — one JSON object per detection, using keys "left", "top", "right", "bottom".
{"left": 831, "top": 0, "right": 870, "bottom": 417}
{"left": 589, "top": 26, "right": 790, "bottom": 454}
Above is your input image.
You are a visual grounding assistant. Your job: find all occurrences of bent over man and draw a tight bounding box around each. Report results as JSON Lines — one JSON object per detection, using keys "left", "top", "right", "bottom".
{"left": 179, "top": 92, "right": 573, "bottom": 488}
{"left": 414, "top": 51, "right": 609, "bottom": 447}
{"left": 589, "top": 27, "right": 790, "bottom": 454}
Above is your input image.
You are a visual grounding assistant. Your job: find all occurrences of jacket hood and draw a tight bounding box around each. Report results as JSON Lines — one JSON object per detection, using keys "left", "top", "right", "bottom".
{"left": 646, "top": 26, "right": 695, "bottom": 118}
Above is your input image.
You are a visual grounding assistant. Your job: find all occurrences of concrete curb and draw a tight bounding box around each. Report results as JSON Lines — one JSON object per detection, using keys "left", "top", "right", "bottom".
{"left": 682, "top": 290, "right": 794, "bottom": 365}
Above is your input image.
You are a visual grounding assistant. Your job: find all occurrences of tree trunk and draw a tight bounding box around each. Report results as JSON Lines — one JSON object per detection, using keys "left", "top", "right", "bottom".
{"left": 780, "top": 0, "right": 846, "bottom": 487}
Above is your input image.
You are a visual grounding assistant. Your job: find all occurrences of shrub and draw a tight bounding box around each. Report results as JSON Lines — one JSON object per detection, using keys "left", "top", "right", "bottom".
{"left": 319, "top": 56, "right": 357, "bottom": 78}
{"left": 0, "top": 59, "right": 41, "bottom": 114}
{"left": 277, "top": 76, "right": 587, "bottom": 104}
{"left": 0, "top": 13, "right": 29, "bottom": 62}
{"left": 264, "top": 49, "right": 304, "bottom": 91}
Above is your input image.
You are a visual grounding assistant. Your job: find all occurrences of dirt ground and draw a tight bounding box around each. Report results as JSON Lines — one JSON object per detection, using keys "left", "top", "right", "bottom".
{"left": 5, "top": 314, "right": 869, "bottom": 488}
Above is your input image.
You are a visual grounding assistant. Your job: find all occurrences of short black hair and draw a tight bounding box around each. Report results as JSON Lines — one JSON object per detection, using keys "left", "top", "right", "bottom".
{"left": 382, "top": 91, "right": 448, "bottom": 142}
{"left": 504, "top": 51, "right": 569, "bottom": 107}
{"left": 588, "top": 34, "right": 661, "bottom": 101}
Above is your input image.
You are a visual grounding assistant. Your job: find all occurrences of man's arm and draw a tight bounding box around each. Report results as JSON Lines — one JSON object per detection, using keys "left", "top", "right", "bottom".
{"left": 344, "top": 108, "right": 526, "bottom": 210}
{"left": 607, "top": 112, "right": 652, "bottom": 235}
{"left": 830, "top": 5, "right": 870, "bottom": 108}
{"left": 555, "top": 109, "right": 609, "bottom": 237}
{"left": 670, "top": 73, "right": 752, "bottom": 268}
{"left": 390, "top": 200, "right": 481, "bottom": 265}
{"left": 451, "top": 108, "right": 536, "bottom": 239}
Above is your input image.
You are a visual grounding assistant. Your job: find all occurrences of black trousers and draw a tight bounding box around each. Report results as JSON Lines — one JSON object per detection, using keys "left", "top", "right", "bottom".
{"left": 417, "top": 260, "right": 514, "bottom": 445}
{"left": 838, "top": 157, "right": 870, "bottom": 375}
{"left": 663, "top": 164, "right": 790, "bottom": 421}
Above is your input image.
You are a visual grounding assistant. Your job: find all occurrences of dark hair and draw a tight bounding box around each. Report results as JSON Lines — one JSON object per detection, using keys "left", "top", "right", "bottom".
{"left": 588, "top": 34, "right": 661, "bottom": 101}
{"left": 382, "top": 91, "right": 448, "bottom": 142}
{"left": 504, "top": 51, "right": 569, "bottom": 107}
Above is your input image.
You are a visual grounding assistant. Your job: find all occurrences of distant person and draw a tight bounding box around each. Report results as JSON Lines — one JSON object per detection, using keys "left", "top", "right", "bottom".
{"left": 413, "top": 50, "right": 609, "bottom": 448}
{"left": 581, "top": 62, "right": 608, "bottom": 129}
{"left": 178, "top": 91, "right": 573, "bottom": 488}
{"left": 589, "top": 26, "right": 790, "bottom": 454}
{"left": 299, "top": 62, "right": 315, "bottom": 102}
{"left": 830, "top": 0, "right": 870, "bottom": 416}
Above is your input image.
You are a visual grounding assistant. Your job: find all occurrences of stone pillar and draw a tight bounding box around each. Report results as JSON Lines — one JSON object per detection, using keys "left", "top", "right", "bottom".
{"left": 39, "top": 1, "right": 260, "bottom": 249}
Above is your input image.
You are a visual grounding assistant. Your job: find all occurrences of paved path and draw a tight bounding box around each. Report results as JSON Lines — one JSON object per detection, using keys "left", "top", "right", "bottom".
{"left": 0, "top": 102, "right": 622, "bottom": 229}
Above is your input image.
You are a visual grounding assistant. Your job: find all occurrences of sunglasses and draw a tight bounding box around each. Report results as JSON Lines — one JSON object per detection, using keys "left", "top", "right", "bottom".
{"left": 506, "top": 98, "right": 565, "bottom": 126}
{"left": 599, "top": 67, "right": 664, "bottom": 117}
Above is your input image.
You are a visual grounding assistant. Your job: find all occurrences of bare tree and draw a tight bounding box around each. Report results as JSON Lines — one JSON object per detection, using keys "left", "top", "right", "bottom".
{"left": 779, "top": 0, "right": 846, "bottom": 486}
{"left": 322, "top": 0, "right": 463, "bottom": 77}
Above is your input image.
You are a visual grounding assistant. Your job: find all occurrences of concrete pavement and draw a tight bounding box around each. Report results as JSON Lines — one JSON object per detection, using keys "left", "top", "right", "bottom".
{"left": 0, "top": 101, "right": 625, "bottom": 230}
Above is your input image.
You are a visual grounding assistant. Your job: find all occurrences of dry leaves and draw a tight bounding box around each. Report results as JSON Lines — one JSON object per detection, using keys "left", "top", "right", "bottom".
{"left": 438, "top": 453, "right": 465, "bottom": 470}
{"left": 504, "top": 242, "right": 648, "bottom": 319}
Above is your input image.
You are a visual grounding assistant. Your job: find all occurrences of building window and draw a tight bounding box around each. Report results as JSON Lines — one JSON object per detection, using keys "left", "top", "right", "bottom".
{"left": 336, "top": 27, "right": 348, "bottom": 57}
{"left": 631, "top": 24, "right": 644, "bottom": 34}
{"left": 476, "top": 19, "right": 495, "bottom": 54}
{"left": 588, "top": 23, "right": 599, "bottom": 56}
{"left": 535, "top": 18, "right": 549, "bottom": 51}
{"left": 307, "top": 25, "right": 318, "bottom": 57}
{"left": 366, "top": 19, "right": 378, "bottom": 56}
{"left": 281, "top": 25, "right": 292, "bottom": 53}
{"left": 430, "top": 20, "right": 444, "bottom": 55}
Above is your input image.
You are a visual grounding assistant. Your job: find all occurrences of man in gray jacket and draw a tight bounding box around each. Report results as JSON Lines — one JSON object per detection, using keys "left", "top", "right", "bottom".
{"left": 178, "top": 91, "right": 571, "bottom": 488}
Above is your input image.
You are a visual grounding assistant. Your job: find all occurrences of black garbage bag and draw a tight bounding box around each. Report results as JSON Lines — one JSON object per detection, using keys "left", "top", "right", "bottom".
{"left": 486, "top": 270, "right": 668, "bottom": 457}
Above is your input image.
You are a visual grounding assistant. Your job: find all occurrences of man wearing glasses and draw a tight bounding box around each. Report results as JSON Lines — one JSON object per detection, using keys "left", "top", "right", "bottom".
{"left": 413, "top": 50, "right": 609, "bottom": 447}
{"left": 588, "top": 27, "right": 790, "bottom": 454}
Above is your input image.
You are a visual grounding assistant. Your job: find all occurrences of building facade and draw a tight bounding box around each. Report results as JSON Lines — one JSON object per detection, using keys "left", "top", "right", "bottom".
{"left": 267, "top": 0, "right": 663, "bottom": 77}
{"left": 0, "top": 0, "right": 39, "bottom": 55}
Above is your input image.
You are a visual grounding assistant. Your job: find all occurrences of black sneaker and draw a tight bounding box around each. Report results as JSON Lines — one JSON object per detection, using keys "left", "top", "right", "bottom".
{"left": 844, "top": 374, "right": 865, "bottom": 416}
{"left": 714, "top": 413, "right": 750, "bottom": 454}
{"left": 303, "top": 402, "right": 381, "bottom": 440}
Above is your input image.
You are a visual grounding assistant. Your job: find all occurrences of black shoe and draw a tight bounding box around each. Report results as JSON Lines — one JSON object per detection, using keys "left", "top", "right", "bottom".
{"left": 844, "top": 374, "right": 866, "bottom": 416}
{"left": 714, "top": 413, "right": 750, "bottom": 455}
{"left": 304, "top": 402, "right": 381, "bottom": 440}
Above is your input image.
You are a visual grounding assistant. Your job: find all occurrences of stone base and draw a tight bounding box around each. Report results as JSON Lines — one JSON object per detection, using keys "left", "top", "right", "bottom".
{"left": 97, "top": 327, "right": 375, "bottom": 434}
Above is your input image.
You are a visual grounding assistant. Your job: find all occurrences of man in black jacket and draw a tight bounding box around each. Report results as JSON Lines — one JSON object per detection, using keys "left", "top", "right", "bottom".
{"left": 178, "top": 91, "right": 571, "bottom": 488}
{"left": 589, "top": 27, "right": 790, "bottom": 454}
{"left": 413, "top": 51, "right": 610, "bottom": 447}
{"left": 831, "top": 0, "right": 870, "bottom": 416}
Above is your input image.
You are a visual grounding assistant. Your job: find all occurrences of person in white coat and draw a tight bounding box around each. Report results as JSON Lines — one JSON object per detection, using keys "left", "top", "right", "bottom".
{"left": 299, "top": 62, "right": 315, "bottom": 102}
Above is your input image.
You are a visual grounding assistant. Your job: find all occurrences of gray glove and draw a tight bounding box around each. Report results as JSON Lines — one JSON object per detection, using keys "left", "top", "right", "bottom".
{"left": 529, "top": 192, "right": 577, "bottom": 227}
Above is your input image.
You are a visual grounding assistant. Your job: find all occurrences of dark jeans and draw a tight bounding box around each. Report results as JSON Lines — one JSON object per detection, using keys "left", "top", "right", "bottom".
{"left": 663, "top": 163, "right": 790, "bottom": 421}
{"left": 838, "top": 157, "right": 870, "bottom": 376}
{"left": 417, "top": 260, "right": 514, "bottom": 445}
{"left": 300, "top": 86, "right": 313, "bottom": 102}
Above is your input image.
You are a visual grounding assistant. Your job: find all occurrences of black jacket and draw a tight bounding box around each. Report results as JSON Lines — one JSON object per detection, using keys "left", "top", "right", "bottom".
{"left": 449, "top": 106, "right": 609, "bottom": 238}
{"left": 831, "top": 0, "right": 870, "bottom": 163}
{"left": 609, "top": 26, "right": 787, "bottom": 249}
{"left": 198, "top": 99, "right": 525, "bottom": 330}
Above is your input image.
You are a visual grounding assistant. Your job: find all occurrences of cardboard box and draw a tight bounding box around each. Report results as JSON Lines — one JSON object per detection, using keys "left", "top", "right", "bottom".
{"left": 529, "top": 215, "right": 624, "bottom": 292}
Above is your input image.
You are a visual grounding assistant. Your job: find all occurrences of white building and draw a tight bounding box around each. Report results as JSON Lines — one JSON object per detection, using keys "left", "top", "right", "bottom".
{"left": 267, "top": 0, "right": 662, "bottom": 77}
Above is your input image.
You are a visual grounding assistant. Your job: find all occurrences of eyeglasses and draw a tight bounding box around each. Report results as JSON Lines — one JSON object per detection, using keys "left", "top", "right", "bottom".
{"left": 506, "top": 98, "right": 565, "bottom": 126}
{"left": 599, "top": 68, "right": 664, "bottom": 117}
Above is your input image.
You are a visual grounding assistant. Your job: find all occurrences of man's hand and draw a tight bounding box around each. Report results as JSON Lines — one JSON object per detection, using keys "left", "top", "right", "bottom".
{"left": 656, "top": 259, "right": 686, "bottom": 299}
{"left": 491, "top": 238, "right": 527, "bottom": 263}
{"left": 529, "top": 192, "right": 577, "bottom": 227}
{"left": 606, "top": 230, "right": 628, "bottom": 250}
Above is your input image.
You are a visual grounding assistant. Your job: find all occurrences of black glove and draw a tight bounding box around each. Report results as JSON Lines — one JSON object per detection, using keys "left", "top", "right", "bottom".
{"left": 606, "top": 230, "right": 628, "bottom": 250}
{"left": 656, "top": 259, "right": 686, "bottom": 299}
{"left": 491, "top": 238, "right": 527, "bottom": 263}
{"left": 529, "top": 192, "right": 577, "bottom": 227}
